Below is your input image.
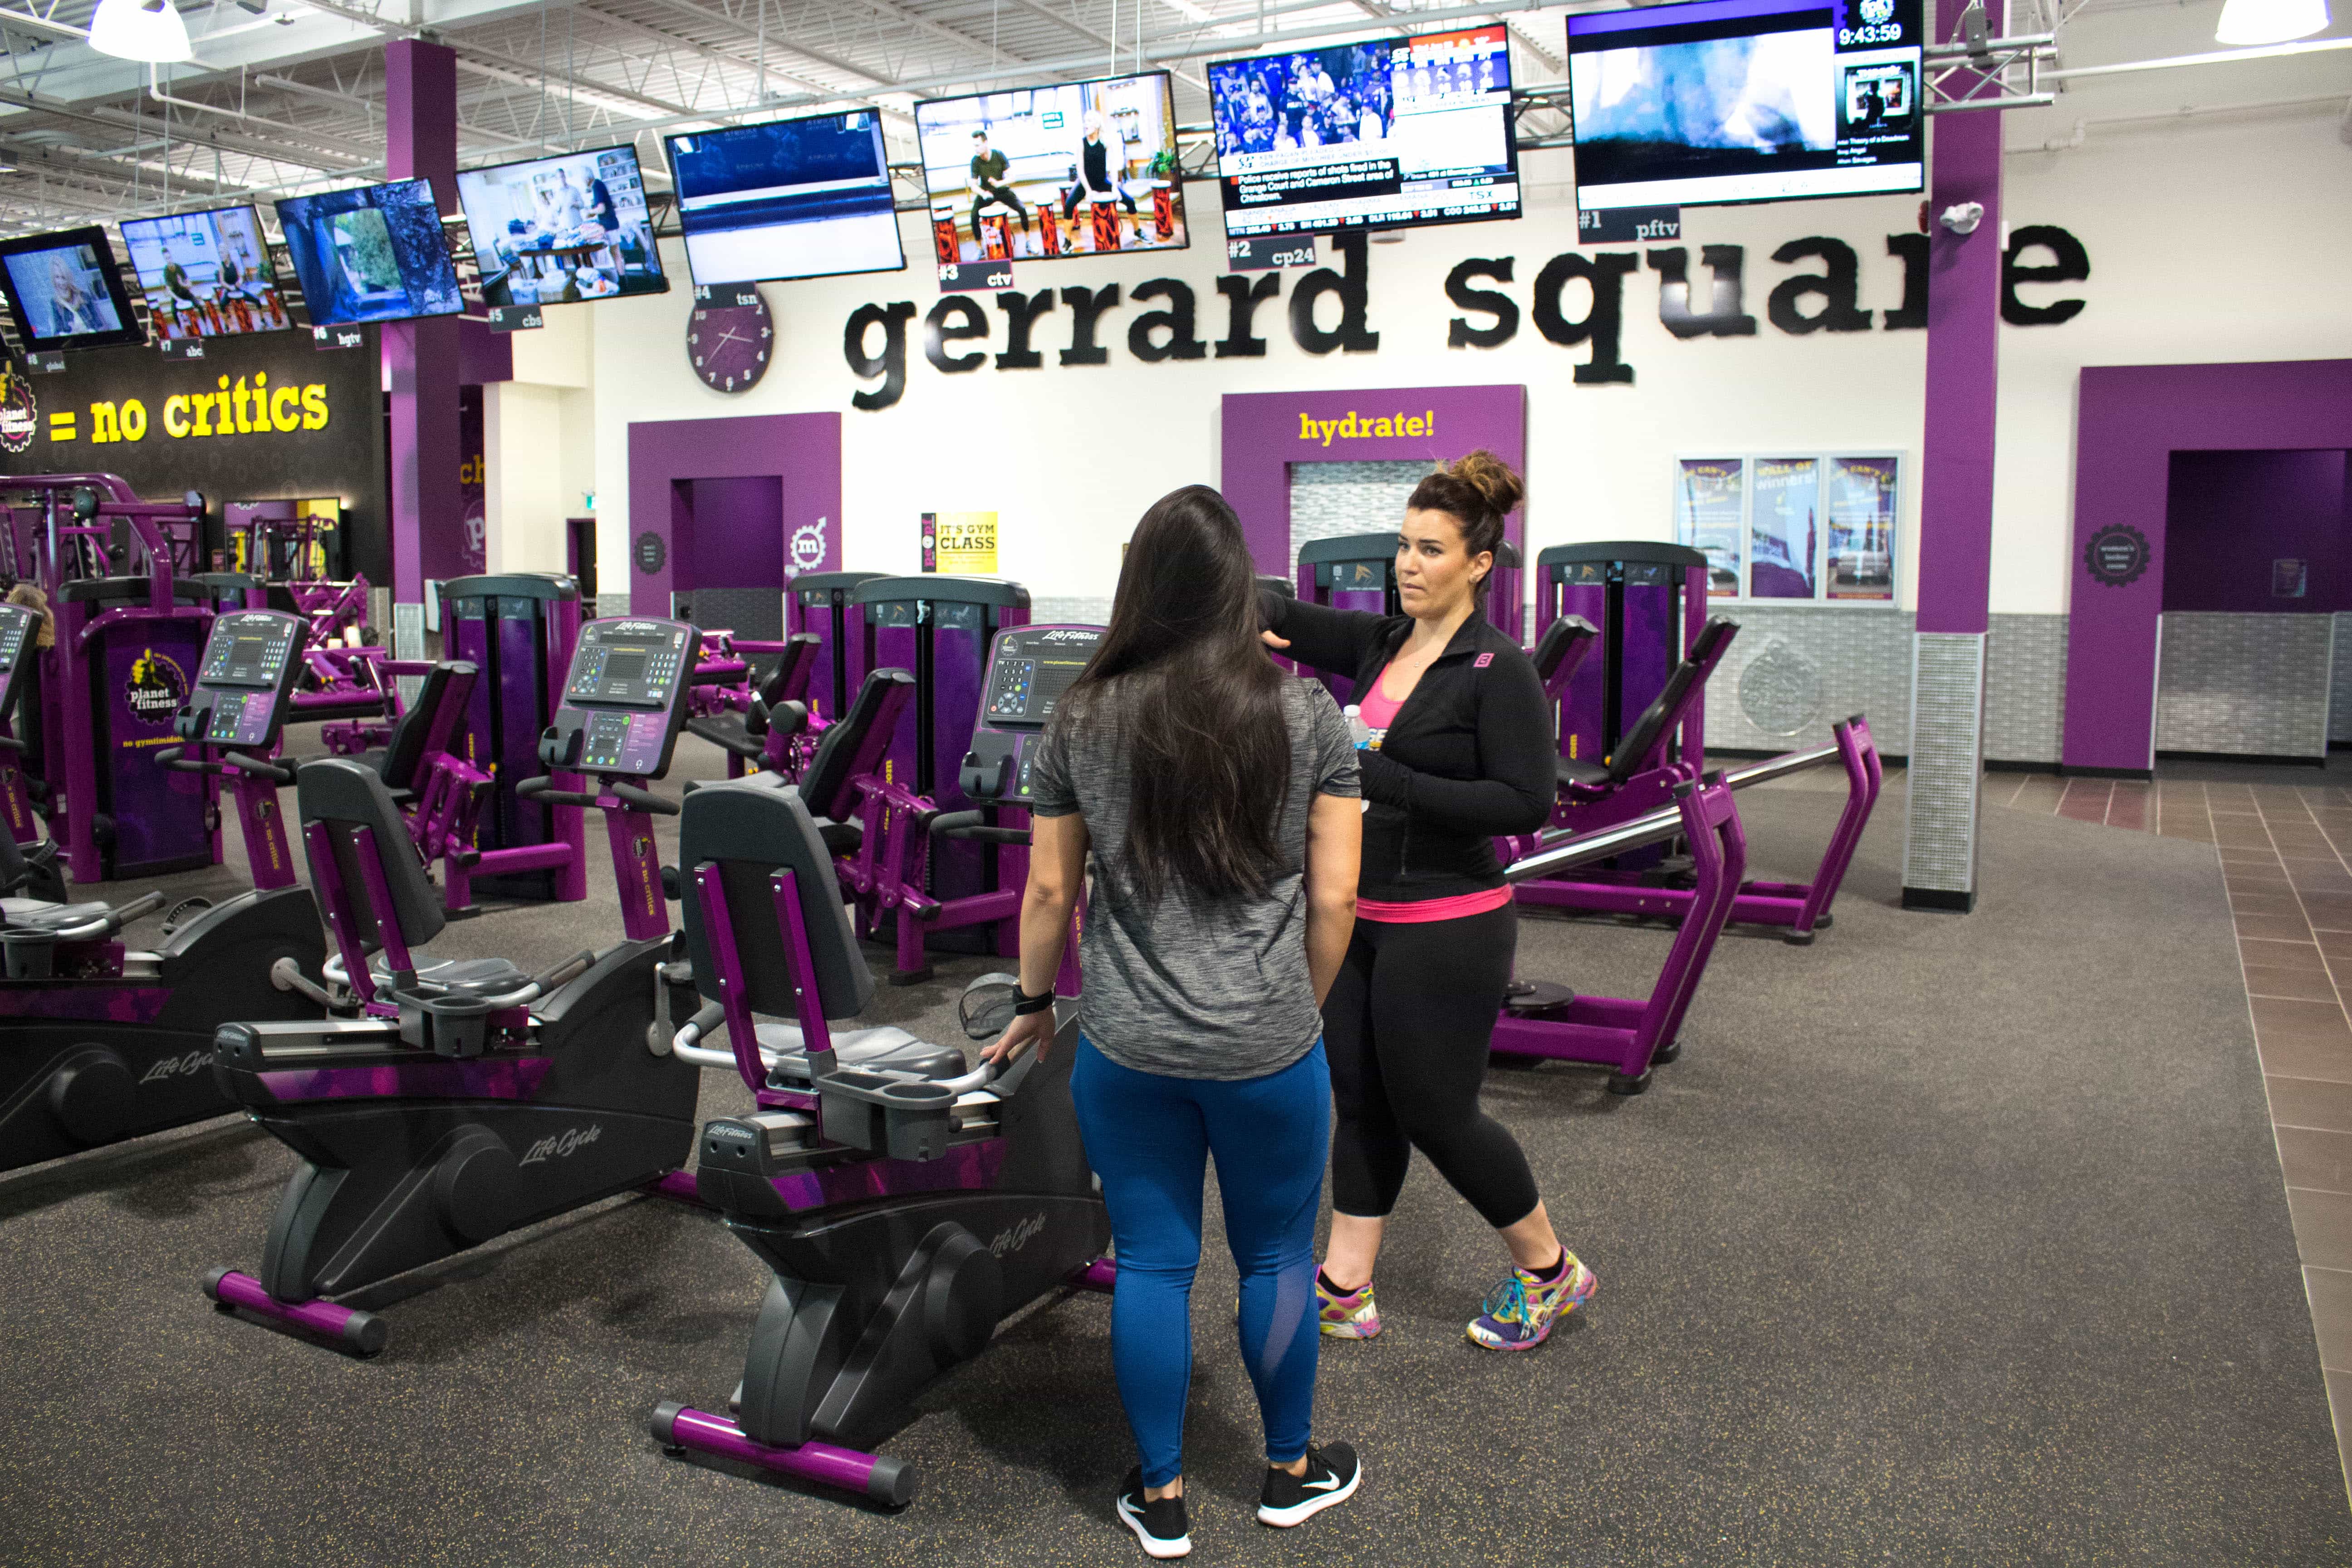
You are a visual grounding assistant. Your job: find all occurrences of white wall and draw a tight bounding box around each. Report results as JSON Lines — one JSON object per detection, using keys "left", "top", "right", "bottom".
{"left": 566, "top": 15, "right": 2352, "bottom": 621}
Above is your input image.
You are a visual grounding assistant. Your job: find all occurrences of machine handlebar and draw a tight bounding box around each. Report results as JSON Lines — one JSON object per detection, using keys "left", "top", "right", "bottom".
{"left": 152, "top": 745, "right": 297, "bottom": 784}
{"left": 515, "top": 775, "right": 682, "bottom": 817}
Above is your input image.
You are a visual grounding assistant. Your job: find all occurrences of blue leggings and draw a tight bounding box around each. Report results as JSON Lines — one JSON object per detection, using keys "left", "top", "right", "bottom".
{"left": 1070, "top": 1037, "right": 1330, "bottom": 1488}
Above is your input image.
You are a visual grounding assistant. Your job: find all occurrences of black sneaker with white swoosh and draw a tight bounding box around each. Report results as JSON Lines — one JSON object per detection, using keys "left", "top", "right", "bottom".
{"left": 1257, "top": 1441, "right": 1361, "bottom": 1527}
{"left": 1114, "top": 1466, "right": 1192, "bottom": 1558}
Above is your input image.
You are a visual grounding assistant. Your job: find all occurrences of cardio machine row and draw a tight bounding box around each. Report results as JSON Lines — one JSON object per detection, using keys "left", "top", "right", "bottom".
{"left": 0, "top": 546, "right": 1825, "bottom": 1508}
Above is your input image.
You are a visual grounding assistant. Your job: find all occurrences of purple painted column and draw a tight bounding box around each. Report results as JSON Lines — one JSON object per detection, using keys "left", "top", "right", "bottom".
{"left": 1900, "top": 0, "right": 2004, "bottom": 913}
{"left": 384, "top": 39, "right": 465, "bottom": 610}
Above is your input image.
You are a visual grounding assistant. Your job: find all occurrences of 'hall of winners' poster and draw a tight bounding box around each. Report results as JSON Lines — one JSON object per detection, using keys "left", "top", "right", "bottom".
{"left": 1674, "top": 458, "right": 1744, "bottom": 598}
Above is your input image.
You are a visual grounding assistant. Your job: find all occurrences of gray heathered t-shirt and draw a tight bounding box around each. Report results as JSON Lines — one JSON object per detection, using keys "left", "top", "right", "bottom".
{"left": 1027, "top": 677, "right": 1360, "bottom": 1081}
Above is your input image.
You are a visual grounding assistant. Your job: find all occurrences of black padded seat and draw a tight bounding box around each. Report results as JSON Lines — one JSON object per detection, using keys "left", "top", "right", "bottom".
{"left": 753, "top": 1022, "right": 965, "bottom": 1084}
{"left": 1558, "top": 756, "right": 1609, "bottom": 789}
{"left": 372, "top": 954, "right": 532, "bottom": 997}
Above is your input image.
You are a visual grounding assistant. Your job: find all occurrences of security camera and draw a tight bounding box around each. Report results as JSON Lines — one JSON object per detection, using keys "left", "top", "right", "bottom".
{"left": 1939, "top": 201, "right": 1985, "bottom": 235}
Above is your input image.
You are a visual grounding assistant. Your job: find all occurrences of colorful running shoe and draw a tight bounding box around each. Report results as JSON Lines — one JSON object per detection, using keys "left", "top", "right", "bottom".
{"left": 1465, "top": 1252, "right": 1597, "bottom": 1351}
{"left": 1315, "top": 1274, "right": 1383, "bottom": 1340}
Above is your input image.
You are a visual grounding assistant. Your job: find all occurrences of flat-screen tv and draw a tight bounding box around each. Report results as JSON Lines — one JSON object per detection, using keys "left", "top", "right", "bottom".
{"left": 118, "top": 206, "right": 296, "bottom": 340}
{"left": 916, "top": 71, "right": 1188, "bottom": 264}
{"left": 456, "top": 144, "right": 668, "bottom": 307}
{"left": 1566, "top": 0, "right": 1925, "bottom": 211}
{"left": 1210, "top": 28, "right": 1519, "bottom": 239}
{"left": 0, "top": 226, "right": 145, "bottom": 350}
{"left": 664, "top": 110, "right": 906, "bottom": 285}
{"left": 272, "top": 178, "right": 465, "bottom": 326}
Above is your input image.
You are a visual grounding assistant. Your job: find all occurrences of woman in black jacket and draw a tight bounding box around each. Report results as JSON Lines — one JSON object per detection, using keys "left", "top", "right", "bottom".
{"left": 1261, "top": 451, "right": 1596, "bottom": 1352}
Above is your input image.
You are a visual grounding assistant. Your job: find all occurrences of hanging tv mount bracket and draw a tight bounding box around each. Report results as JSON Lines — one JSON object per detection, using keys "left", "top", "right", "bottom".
{"left": 1923, "top": 2, "right": 2058, "bottom": 113}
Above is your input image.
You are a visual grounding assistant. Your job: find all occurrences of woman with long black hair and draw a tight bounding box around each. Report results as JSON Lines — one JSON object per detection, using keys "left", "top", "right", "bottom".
{"left": 985, "top": 485, "right": 1364, "bottom": 1559}
{"left": 1261, "top": 451, "right": 1597, "bottom": 1353}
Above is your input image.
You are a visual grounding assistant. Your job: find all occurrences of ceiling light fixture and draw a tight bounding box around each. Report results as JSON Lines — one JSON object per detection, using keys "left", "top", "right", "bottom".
{"left": 2215, "top": 0, "right": 2330, "bottom": 44}
{"left": 88, "top": 0, "right": 193, "bottom": 63}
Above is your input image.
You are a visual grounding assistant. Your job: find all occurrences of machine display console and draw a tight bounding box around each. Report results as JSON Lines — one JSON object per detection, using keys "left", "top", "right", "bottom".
{"left": 186, "top": 609, "right": 308, "bottom": 750}
{"left": 962, "top": 624, "right": 1103, "bottom": 803}
{"left": 0, "top": 602, "right": 32, "bottom": 715}
{"left": 547, "top": 617, "right": 701, "bottom": 780}
{"left": 565, "top": 620, "right": 690, "bottom": 708}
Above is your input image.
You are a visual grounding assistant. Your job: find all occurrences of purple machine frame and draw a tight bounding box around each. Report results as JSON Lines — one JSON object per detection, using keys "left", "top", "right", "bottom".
{"left": 438, "top": 573, "right": 586, "bottom": 907}
{"left": 5, "top": 474, "right": 214, "bottom": 882}
{"left": 788, "top": 571, "right": 882, "bottom": 725}
{"left": 1492, "top": 774, "right": 1747, "bottom": 1089}
{"left": 849, "top": 577, "right": 1031, "bottom": 977}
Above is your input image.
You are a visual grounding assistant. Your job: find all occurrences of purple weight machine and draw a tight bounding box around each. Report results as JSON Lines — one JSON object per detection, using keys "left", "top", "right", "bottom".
{"left": 848, "top": 574, "right": 1030, "bottom": 980}
{"left": 1521, "top": 543, "right": 1883, "bottom": 944}
{"left": 788, "top": 569, "right": 883, "bottom": 724}
{"left": 4, "top": 475, "right": 213, "bottom": 882}
{"left": 0, "top": 601, "right": 65, "bottom": 902}
{"left": 437, "top": 573, "right": 587, "bottom": 911}
{"left": 0, "top": 605, "right": 330, "bottom": 1173}
{"left": 649, "top": 771, "right": 1105, "bottom": 1507}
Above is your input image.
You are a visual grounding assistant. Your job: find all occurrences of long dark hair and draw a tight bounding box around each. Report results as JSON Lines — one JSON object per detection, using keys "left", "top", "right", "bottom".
{"left": 1407, "top": 449, "right": 1523, "bottom": 603}
{"left": 1061, "top": 485, "right": 1290, "bottom": 906}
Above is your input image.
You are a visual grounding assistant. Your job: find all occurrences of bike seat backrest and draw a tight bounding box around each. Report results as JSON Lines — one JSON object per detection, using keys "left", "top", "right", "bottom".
{"left": 296, "top": 757, "right": 446, "bottom": 956}
{"left": 677, "top": 777, "right": 875, "bottom": 1023}
{"left": 760, "top": 633, "right": 820, "bottom": 706}
{"left": 376, "top": 660, "right": 475, "bottom": 791}
{"left": 1533, "top": 615, "right": 1597, "bottom": 696}
{"left": 1605, "top": 617, "right": 1739, "bottom": 786}
{"left": 0, "top": 823, "right": 29, "bottom": 897}
{"left": 54, "top": 576, "right": 209, "bottom": 606}
{"left": 799, "top": 666, "right": 915, "bottom": 822}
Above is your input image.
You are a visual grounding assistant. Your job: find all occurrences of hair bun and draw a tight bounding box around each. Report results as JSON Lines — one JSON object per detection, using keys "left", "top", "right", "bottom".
{"left": 1447, "top": 449, "right": 1523, "bottom": 519}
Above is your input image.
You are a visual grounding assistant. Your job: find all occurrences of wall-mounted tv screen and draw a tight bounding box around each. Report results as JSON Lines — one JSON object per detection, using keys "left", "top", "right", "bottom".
{"left": 665, "top": 110, "right": 906, "bottom": 285}
{"left": 456, "top": 144, "right": 668, "bottom": 306}
{"left": 118, "top": 206, "right": 295, "bottom": 339}
{"left": 1566, "top": 0, "right": 1924, "bottom": 211}
{"left": 915, "top": 71, "right": 1188, "bottom": 264}
{"left": 1210, "top": 27, "right": 1519, "bottom": 239}
{"left": 272, "top": 178, "right": 465, "bottom": 326}
{"left": 0, "top": 226, "right": 145, "bottom": 350}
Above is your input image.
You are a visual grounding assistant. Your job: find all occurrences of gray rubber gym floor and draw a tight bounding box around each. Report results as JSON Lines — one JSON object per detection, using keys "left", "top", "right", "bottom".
{"left": 3, "top": 738, "right": 2346, "bottom": 1567}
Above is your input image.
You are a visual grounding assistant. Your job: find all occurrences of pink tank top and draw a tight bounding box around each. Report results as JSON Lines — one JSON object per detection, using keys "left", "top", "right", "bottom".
{"left": 1351, "top": 660, "right": 1513, "bottom": 924}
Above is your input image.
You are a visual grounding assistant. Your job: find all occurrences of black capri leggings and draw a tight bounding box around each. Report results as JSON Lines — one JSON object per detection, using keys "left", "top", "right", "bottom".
{"left": 1323, "top": 902, "right": 1539, "bottom": 1230}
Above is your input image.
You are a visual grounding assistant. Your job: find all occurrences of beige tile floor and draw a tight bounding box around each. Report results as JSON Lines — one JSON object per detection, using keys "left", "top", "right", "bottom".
{"left": 2001, "top": 768, "right": 2352, "bottom": 1495}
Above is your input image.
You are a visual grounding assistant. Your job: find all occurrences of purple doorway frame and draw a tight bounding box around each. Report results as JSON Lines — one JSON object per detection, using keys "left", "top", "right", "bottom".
{"left": 626, "top": 412, "right": 842, "bottom": 617}
{"left": 1220, "top": 385, "right": 1527, "bottom": 581}
{"left": 2062, "top": 360, "right": 2352, "bottom": 774}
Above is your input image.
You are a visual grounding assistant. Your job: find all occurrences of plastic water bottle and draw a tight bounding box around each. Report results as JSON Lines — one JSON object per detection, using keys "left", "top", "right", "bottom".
{"left": 1344, "top": 704, "right": 1372, "bottom": 751}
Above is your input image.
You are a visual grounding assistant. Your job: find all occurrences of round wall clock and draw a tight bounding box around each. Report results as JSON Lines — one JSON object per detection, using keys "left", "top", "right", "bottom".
{"left": 686, "top": 291, "right": 773, "bottom": 394}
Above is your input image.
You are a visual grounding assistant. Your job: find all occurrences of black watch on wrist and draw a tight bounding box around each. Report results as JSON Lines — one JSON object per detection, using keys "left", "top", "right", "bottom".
{"left": 1012, "top": 984, "right": 1056, "bottom": 1016}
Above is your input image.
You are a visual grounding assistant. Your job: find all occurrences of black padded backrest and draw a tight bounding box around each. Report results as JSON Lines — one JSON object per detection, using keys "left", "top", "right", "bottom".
{"left": 800, "top": 666, "right": 914, "bottom": 821}
{"left": 677, "top": 777, "right": 875, "bottom": 1022}
{"left": 376, "top": 661, "right": 471, "bottom": 789}
{"left": 296, "top": 758, "right": 446, "bottom": 954}
{"left": 0, "top": 822, "right": 26, "bottom": 897}
{"left": 55, "top": 576, "right": 209, "bottom": 606}
{"left": 1534, "top": 615, "right": 1597, "bottom": 684}
{"left": 761, "top": 633, "right": 819, "bottom": 705}
{"left": 1605, "top": 617, "right": 1739, "bottom": 785}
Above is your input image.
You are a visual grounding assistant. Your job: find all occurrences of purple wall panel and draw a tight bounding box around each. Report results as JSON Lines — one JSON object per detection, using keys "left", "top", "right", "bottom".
{"left": 690, "top": 476, "right": 787, "bottom": 589}
{"left": 383, "top": 39, "right": 463, "bottom": 602}
{"left": 2161, "top": 450, "right": 2350, "bottom": 614}
{"left": 1220, "top": 385, "right": 1526, "bottom": 577}
{"left": 1913, "top": 0, "right": 2004, "bottom": 636}
{"left": 625, "top": 412, "right": 842, "bottom": 617}
{"left": 2063, "top": 359, "right": 2352, "bottom": 772}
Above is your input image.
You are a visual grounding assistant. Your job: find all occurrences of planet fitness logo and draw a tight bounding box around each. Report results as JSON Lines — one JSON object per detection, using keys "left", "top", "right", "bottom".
{"left": 790, "top": 517, "right": 828, "bottom": 578}
{"left": 0, "top": 366, "right": 34, "bottom": 455}
{"left": 126, "top": 648, "right": 189, "bottom": 723}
